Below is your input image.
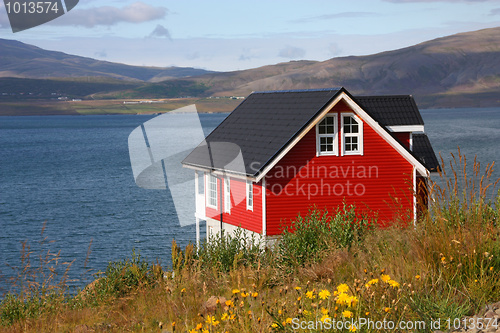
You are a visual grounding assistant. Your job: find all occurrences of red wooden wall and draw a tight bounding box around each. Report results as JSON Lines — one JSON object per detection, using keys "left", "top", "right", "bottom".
{"left": 205, "top": 176, "right": 263, "bottom": 233}
{"left": 264, "top": 100, "right": 415, "bottom": 235}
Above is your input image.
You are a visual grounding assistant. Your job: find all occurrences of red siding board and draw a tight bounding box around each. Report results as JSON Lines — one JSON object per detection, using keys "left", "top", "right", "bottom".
{"left": 265, "top": 102, "right": 415, "bottom": 235}
{"left": 205, "top": 175, "right": 262, "bottom": 234}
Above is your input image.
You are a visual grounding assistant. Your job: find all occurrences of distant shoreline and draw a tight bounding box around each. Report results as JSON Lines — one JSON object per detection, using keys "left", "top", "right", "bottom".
{"left": 0, "top": 97, "right": 243, "bottom": 116}
{"left": 2, "top": 99, "right": 500, "bottom": 116}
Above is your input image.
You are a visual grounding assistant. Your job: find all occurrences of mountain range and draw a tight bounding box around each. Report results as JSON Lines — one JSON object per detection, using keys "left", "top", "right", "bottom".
{"left": 1, "top": 27, "right": 500, "bottom": 108}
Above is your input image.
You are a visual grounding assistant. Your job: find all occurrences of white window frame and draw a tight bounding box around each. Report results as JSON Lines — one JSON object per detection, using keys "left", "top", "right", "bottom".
{"left": 206, "top": 173, "right": 218, "bottom": 209}
{"left": 316, "top": 114, "right": 338, "bottom": 156}
{"left": 224, "top": 177, "right": 231, "bottom": 213}
{"left": 246, "top": 180, "right": 253, "bottom": 211}
{"left": 341, "top": 113, "right": 363, "bottom": 156}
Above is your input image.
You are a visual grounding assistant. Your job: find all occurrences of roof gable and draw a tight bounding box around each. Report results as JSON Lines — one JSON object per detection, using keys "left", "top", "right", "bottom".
{"left": 182, "top": 88, "right": 434, "bottom": 178}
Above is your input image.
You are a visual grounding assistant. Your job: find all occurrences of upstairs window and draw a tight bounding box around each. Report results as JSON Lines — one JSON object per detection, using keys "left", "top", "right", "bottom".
{"left": 207, "top": 174, "right": 217, "bottom": 209}
{"left": 316, "top": 114, "right": 338, "bottom": 156}
{"left": 224, "top": 177, "right": 231, "bottom": 213}
{"left": 342, "top": 113, "right": 363, "bottom": 155}
{"left": 246, "top": 180, "right": 253, "bottom": 211}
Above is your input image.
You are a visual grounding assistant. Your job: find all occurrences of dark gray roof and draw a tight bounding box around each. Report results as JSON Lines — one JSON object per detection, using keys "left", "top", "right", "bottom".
{"left": 182, "top": 88, "right": 436, "bottom": 177}
{"left": 412, "top": 134, "right": 440, "bottom": 172}
{"left": 182, "top": 88, "right": 342, "bottom": 176}
{"left": 355, "top": 95, "right": 424, "bottom": 126}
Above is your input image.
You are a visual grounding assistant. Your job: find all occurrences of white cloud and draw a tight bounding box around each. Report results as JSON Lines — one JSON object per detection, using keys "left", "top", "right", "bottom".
{"left": 94, "top": 50, "right": 107, "bottom": 58}
{"left": 328, "top": 43, "right": 342, "bottom": 57}
{"left": 148, "top": 24, "right": 171, "bottom": 39}
{"left": 278, "top": 45, "right": 306, "bottom": 59}
{"left": 292, "top": 12, "right": 377, "bottom": 24}
{"left": 48, "top": 2, "right": 167, "bottom": 27}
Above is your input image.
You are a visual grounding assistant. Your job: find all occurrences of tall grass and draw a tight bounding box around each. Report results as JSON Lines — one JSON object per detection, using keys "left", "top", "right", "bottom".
{"left": 1, "top": 150, "right": 500, "bottom": 332}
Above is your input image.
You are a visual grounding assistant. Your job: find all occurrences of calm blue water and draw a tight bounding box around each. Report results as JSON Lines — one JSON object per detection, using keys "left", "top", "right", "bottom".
{"left": 0, "top": 108, "right": 499, "bottom": 295}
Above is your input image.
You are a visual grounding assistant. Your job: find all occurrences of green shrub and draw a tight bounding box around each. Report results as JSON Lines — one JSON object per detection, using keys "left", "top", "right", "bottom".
{"left": 278, "top": 204, "right": 375, "bottom": 266}
{"left": 196, "top": 228, "right": 264, "bottom": 273}
{"left": 83, "top": 250, "right": 162, "bottom": 303}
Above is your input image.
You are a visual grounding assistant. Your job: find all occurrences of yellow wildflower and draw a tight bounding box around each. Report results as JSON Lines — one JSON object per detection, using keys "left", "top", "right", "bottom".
{"left": 349, "top": 324, "right": 357, "bottom": 332}
{"left": 321, "top": 307, "right": 329, "bottom": 315}
{"left": 384, "top": 307, "right": 391, "bottom": 313}
{"left": 303, "top": 309, "right": 310, "bottom": 315}
{"left": 285, "top": 318, "right": 293, "bottom": 324}
{"left": 221, "top": 313, "right": 229, "bottom": 321}
{"left": 205, "top": 316, "right": 219, "bottom": 326}
{"left": 202, "top": 330, "right": 209, "bottom": 333}
{"left": 336, "top": 292, "right": 351, "bottom": 306}
{"left": 188, "top": 329, "right": 198, "bottom": 333}
{"left": 368, "top": 278, "right": 379, "bottom": 285}
{"left": 388, "top": 280, "right": 400, "bottom": 288}
{"left": 232, "top": 288, "right": 240, "bottom": 294}
{"left": 225, "top": 300, "right": 234, "bottom": 307}
{"left": 271, "top": 323, "right": 278, "bottom": 328}
{"left": 252, "top": 292, "right": 259, "bottom": 298}
{"left": 180, "top": 288, "right": 186, "bottom": 293}
{"left": 415, "top": 275, "right": 421, "bottom": 280}
{"left": 349, "top": 296, "right": 359, "bottom": 306}
{"left": 337, "top": 284, "right": 349, "bottom": 293}
{"left": 295, "top": 286, "right": 302, "bottom": 291}
{"left": 381, "top": 274, "right": 391, "bottom": 283}
{"left": 319, "top": 289, "right": 331, "bottom": 300}
{"left": 306, "top": 290, "right": 316, "bottom": 299}
{"left": 230, "top": 314, "right": 236, "bottom": 320}
{"left": 196, "top": 323, "right": 203, "bottom": 330}
{"left": 241, "top": 292, "right": 249, "bottom": 298}
{"left": 320, "top": 314, "right": 331, "bottom": 323}
{"left": 343, "top": 310, "right": 353, "bottom": 318}
{"left": 297, "top": 296, "right": 302, "bottom": 301}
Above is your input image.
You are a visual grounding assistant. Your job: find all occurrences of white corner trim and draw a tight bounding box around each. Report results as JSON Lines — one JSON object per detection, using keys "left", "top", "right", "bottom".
{"left": 386, "top": 125, "right": 425, "bottom": 133}
{"left": 262, "top": 178, "right": 266, "bottom": 237}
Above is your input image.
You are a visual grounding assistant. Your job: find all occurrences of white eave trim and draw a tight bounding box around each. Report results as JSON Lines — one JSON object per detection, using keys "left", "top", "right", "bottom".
{"left": 183, "top": 163, "right": 255, "bottom": 181}
{"left": 386, "top": 125, "right": 424, "bottom": 133}
{"left": 255, "top": 91, "right": 429, "bottom": 182}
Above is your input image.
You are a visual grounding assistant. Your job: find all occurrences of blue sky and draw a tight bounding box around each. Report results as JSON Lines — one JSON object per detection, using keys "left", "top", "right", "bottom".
{"left": 1, "top": 0, "right": 499, "bottom": 71}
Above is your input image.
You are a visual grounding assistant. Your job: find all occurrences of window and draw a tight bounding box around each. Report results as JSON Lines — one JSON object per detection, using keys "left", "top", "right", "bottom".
{"left": 316, "top": 114, "right": 338, "bottom": 156}
{"left": 207, "top": 174, "right": 217, "bottom": 209}
{"left": 342, "top": 113, "right": 363, "bottom": 155}
{"left": 246, "top": 180, "right": 253, "bottom": 211}
{"left": 224, "top": 177, "right": 231, "bottom": 213}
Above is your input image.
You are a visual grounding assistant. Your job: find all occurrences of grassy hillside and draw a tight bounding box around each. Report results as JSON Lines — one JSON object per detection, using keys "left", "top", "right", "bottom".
{"left": 1, "top": 152, "right": 500, "bottom": 332}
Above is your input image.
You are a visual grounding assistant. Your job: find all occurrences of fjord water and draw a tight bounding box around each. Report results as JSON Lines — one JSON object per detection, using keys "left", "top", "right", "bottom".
{"left": 1, "top": 108, "right": 500, "bottom": 294}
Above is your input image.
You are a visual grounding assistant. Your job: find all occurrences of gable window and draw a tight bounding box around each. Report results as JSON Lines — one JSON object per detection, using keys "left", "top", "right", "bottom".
{"left": 316, "top": 114, "right": 338, "bottom": 156}
{"left": 246, "top": 180, "right": 253, "bottom": 211}
{"left": 224, "top": 177, "right": 231, "bottom": 213}
{"left": 341, "top": 113, "right": 363, "bottom": 155}
{"left": 207, "top": 174, "right": 217, "bottom": 209}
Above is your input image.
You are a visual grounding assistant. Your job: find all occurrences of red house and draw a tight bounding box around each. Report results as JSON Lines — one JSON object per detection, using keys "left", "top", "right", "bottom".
{"left": 182, "top": 88, "right": 438, "bottom": 244}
